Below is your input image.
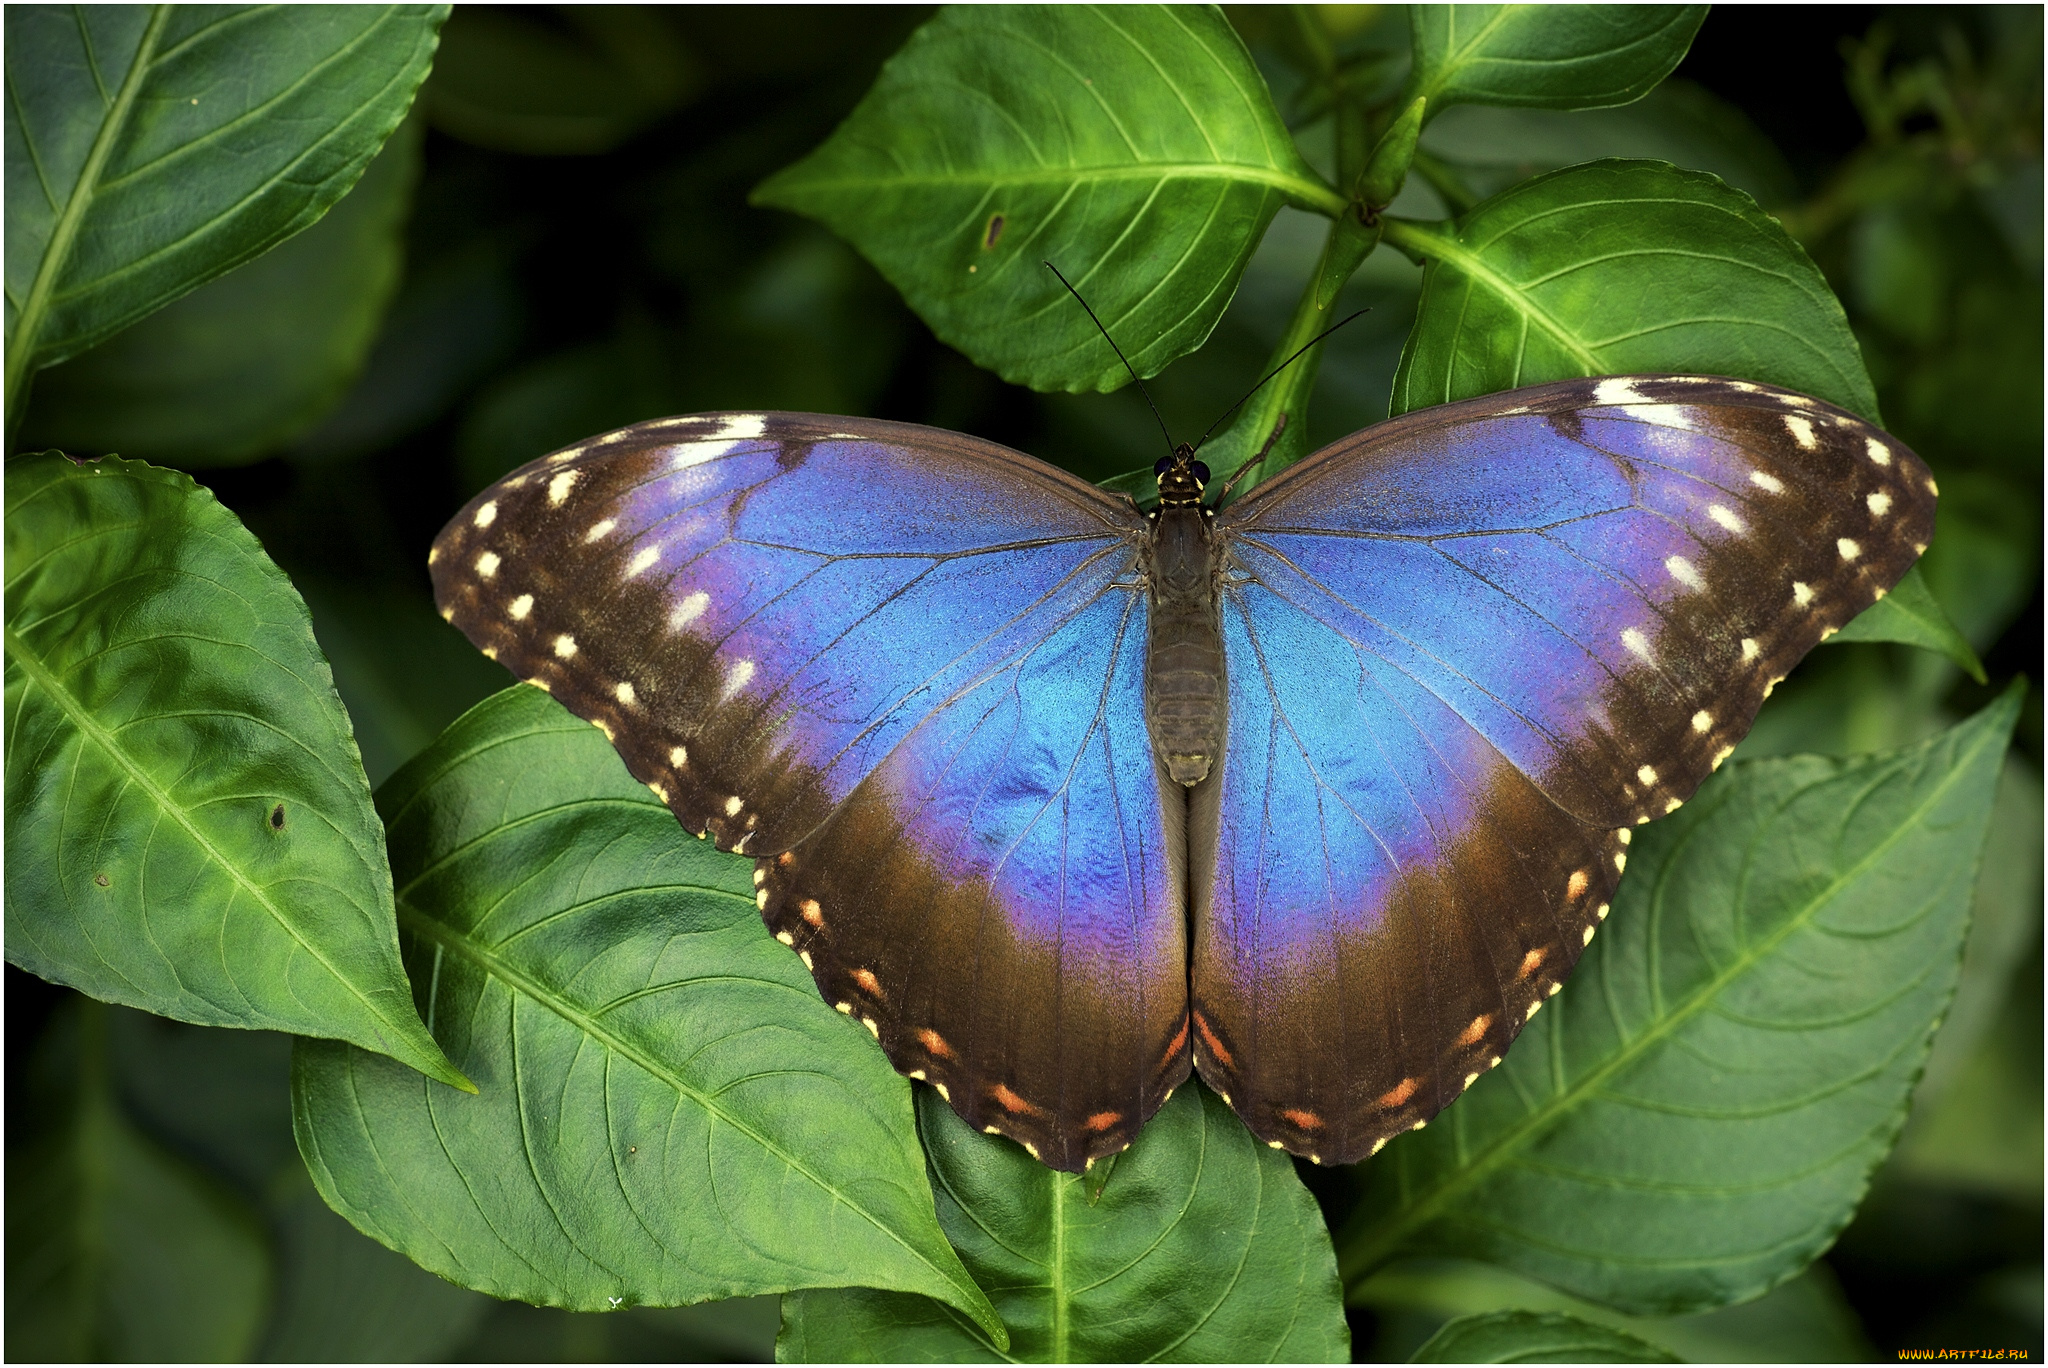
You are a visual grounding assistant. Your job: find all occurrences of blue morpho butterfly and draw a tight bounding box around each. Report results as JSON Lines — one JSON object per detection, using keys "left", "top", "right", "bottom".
{"left": 431, "top": 374, "right": 1936, "bottom": 1171}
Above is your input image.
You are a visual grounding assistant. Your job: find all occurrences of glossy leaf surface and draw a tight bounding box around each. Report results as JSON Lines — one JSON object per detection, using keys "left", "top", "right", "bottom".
{"left": 1406, "top": 6, "right": 1708, "bottom": 114}
{"left": 1411, "top": 1310, "right": 1681, "bottom": 1363}
{"left": 3, "top": 4, "right": 445, "bottom": 414}
{"left": 1386, "top": 161, "right": 1877, "bottom": 418}
{"left": 4, "top": 453, "right": 464, "bottom": 1087}
{"left": 290, "top": 685, "right": 1002, "bottom": 1341}
{"left": 1339, "top": 686, "right": 2020, "bottom": 1314}
{"left": 781, "top": 1083, "right": 1348, "bottom": 1362}
{"left": 17, "top": 118, "right": 421, "bottom": 467}
{"left": 1831, "top": 561, "right": 1985, "bottom": 680}
{"left": 755, "top": 4, "right": 1340, "bottom": 393}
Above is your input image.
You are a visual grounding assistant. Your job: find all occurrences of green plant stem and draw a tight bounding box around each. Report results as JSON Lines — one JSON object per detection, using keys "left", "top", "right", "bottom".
{"left": 1210, "top": 214, "right": 1372, "bottom": 495}
{"left": 1409, "top": 147, "right": 1481, "bottom": 214}
{"left": 5, "top": 5, "right": 171, "bottom": 450}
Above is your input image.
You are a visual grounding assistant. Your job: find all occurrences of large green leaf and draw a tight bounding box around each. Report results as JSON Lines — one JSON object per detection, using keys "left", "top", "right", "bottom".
{"left": 1405, "top": 6, "right": 1707, "bottom": 114}
{"left": 1385, "top": 160, "right": 1877, "bottom": 417}
{"left": 754, "top": 4, "right": 1342, "bottom": 393}
{"left": 15, "top": 117, "right": 421, "bottom": 468}
{"left": 781, "top": 1083, "right": 1348, "bottom": 1362}
{"left": 290, "top": 685, "right": 1003, "bottom": 1343}
{"left": 3, "top": 4, "right": 446, "bottom": 422}
{"left": 1337, "top": 686, "right": 2021, "bottom": 1315}
{"left": 6, "top": 1001, "right": 271, "bottom": 1362}
{"left": 4, "top": 453, "right": 465, "bottom": 1087}
{"left": 1410, "top": 1310, "right": 1680, "bottom": 1364}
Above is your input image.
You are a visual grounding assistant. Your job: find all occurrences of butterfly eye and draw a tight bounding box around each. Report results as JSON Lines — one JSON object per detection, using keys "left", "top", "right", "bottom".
{"left": 1153, "top": 456, "right": 1174, "bottom": 477}
{"left": 1191, "top": 461, "right": 1211, "bottom": 485}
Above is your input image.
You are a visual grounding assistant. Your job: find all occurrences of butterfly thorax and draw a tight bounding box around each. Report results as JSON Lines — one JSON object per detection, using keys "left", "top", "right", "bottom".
{"left": 1144, "top": 449, "right": 1226, "bottom": 787}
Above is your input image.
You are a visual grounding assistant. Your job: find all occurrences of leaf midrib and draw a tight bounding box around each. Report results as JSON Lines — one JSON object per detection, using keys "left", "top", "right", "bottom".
{"left": 1340, "top": 717, "right": 2003, "bottom": 1277}
{"left": 1380, "top": 216, "right": 1603, "bottom": 373}
{"left": 391, "top": 898, "right": 1003, "bottom": 1343}
{"left": 0, "top": 620, "right": 428, "bottom": 1054}
{"left": 775, "top": 161, "right": 1346, "bottom": 215}
{"left": 5, "top": 4, "right": 169, "bottom": 415}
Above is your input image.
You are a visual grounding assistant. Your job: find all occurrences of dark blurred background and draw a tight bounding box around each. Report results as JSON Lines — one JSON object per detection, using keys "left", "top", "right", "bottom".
{"left": 8, "top": 5, "right": 2039, "bottom": 1360}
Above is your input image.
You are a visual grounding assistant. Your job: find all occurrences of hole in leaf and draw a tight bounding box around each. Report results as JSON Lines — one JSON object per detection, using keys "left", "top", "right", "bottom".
{"left": 269, "top": 802, "right": 288, "bottom": 832}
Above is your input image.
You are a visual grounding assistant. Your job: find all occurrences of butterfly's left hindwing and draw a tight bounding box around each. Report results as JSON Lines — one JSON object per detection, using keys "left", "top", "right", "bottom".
{"left": 1199, "top": 376, "right": 1936, "bottom": 1161}
{"left": 432, "top": 414, "right": 1186, "bottom": 1171}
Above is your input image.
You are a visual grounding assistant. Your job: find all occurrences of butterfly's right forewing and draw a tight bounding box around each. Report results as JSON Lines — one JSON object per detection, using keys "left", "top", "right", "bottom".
{"left": 432, "top": 414, "right": 1188, "bottom": 1171}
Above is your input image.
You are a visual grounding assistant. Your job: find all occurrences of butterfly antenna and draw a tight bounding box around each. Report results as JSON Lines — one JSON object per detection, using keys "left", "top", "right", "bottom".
{"left": 1191, "top": 307, "right": 1371, "bottom": 455}
{"left": 1044, "top": 261, "right": 1177, "bottom": 460}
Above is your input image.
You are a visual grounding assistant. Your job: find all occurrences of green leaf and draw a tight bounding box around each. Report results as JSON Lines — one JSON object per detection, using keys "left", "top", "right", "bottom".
{"left": 1830, "top": 565, "right": 1985, "bottom": 681}
{"left": 1405, "top": 6, "right": 1708, "bottom": 114}
{"left": 780, "top": 1082, "right": 1348, "bottom": 1362}
{"left": 16, "top": 116, "right": 420, "bottom": 468}
{"left": 290, "top": 685, "right": 1003, "bottom": 1343}
{"left": 4, "top": 4, "right": 447, "bottom": 423}
{"left": 4, "top": 453, "right": 467, "bottom": 1088}
{"left": 753, "top": 4, "right": 1342, "bottom": 393}
{"left": 1338, "top": 685, "right": 2022, "bottom": 1315}
{"left": 1410, "top": 1310, "right": 1681, "bottom": 1363}
{"left": 6, "top": 1001, "right": 272, "bottom": 1362}
{"left": 1384, "top": 160, "right": 1881, "bottom": 419}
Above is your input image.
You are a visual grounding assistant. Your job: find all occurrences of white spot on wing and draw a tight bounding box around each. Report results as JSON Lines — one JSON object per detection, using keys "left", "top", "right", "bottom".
{"left": 1637, "top": 765, "right": 1658, "bottom": 786}
{"left": 671, "top": 591, "right": 709, "bottom": 627}
{"left": 509, "top": 594, "right": 533, "bottom": 620}
{"left": 1867, "top": 491, "right": 1891, "bottom": 517}
{"left": 1692, "top": 710, "right": 1712, "bottom": 732}
{"left": 473, "top": 501, "right": 498, "bottom": 528}
{"left": 725, "top": 795, "right": 743, "bottom": 816}
{"left": 669, "top": 745, "right": 688, "bottom": 767}
{"left": 475, "top": 551, "right": 500, "bottom": 578}
{"left": 626, "top": 545, "right": 661, "bottom": 578}
{"left": 1621, "top": 627, "right": 1653, "bottom": 663}
{"left": 584, "top": 519, "right": 616, "bottom": 543}
{"left": 1783, "top": 414, "right": 1817, "bottom": 449}
{"left": 722, "top": 658, "right": 756, "bottom": 698}
{"left": 615, "top": 681, "right": 636, "bottom": 705}
{"left": 553, "top": 634, "right": 578, "bottom": 658}
{"left": 1837, "top": 537, "right": 1861, "bottom": 561}
{"left": 1750, "top": 471, "right": 1785, "bottom": 494}
{"left": 1741, "top": 637, "right": 1760, "bottom": 661}
{"left": 1792, "top": 581, "right": 1815, "bottom": 607}
{"left": 1707, "top": 504, "right": 1746, "bottom": 534}
{"left": 1865, "top": 437, "right": 1892, "bottom": 465}
{"left": 1664, "top": 555, "right": 1705, "bottom": 591}
{"left": 1593, "top": 378, "right": 1646, "bottom": 406}
{"left": 548, "top": 470, "right": 580, "bottom": 505}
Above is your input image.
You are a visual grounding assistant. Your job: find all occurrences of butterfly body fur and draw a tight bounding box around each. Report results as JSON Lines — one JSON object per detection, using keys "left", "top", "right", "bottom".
{"left": 430, "top": 378, "right": 1937, "bottom": 1171}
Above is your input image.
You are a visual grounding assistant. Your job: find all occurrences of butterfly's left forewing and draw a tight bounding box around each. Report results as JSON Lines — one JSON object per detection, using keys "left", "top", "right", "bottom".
{"left": 1197, "top": 377, "right": 1936, "bottom": 1161}
{"left": 433, "top": 414, "right": 1188, "bottom": 1171}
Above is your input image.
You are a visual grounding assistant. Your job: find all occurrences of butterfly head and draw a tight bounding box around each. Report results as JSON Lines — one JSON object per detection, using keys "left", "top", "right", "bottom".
{"left": 1153, "top": 444, "right": 1211, "bottom": 509}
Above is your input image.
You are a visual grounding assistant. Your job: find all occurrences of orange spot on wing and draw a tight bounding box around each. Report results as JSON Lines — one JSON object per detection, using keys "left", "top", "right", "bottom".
{"left": 850, "top": 968, "right": 883, "bottom": 998}
{"left": 1083, "top": 1110, "right": 1122, "bottom": 1132}
{"left": 1455, "top": 1013, "right": 1492, "bottom": 1047}
{"left": 1161, "top": 1015, "right": 1190, "bottom": 1063}
{"left": 915, "top": 1028, "right": 955, "bottom": 1060}
{"left": 1567, "top": 869, "right": 1589, "bottom": 899}
{"left": 1377, "top": 1077, "right": 1420, "bottom": 1108}
{"left": 989, "top": 1083, "right": 1045, "bottom": 1117}
{"left": 1193, "top": 1011, "right": 1234, "bottom": 1069}
{"left": 799, "top": 898, "right": 824, "bottom": 926}
{"left": 1279, "top": 1108, "right": 1324, "bottom": 1131}
{"left": 1517, "top": 947, "right": 1546, "bottom": 979}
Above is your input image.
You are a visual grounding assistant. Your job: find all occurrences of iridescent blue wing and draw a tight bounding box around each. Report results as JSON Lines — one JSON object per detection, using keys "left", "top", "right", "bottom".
{"left": 431, "top": 414, "right": 1188, "bottom": 1170}
{"left": 1195, "top": 376, "right": 1937, "bottom": 1163}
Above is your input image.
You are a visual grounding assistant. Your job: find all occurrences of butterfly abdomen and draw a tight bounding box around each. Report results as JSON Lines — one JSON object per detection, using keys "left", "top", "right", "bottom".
{"left": 1144, "top": 507, "right": 1227, "bottom": 786}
